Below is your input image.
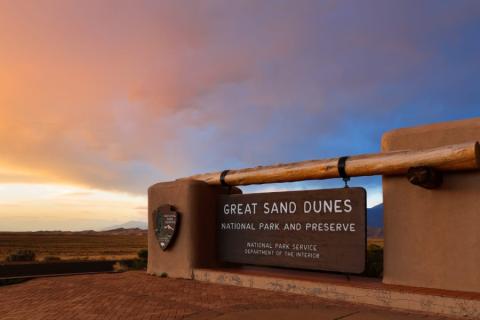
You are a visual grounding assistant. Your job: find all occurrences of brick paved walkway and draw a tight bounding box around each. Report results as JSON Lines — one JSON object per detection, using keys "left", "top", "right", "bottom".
{"left": 0, "top": 272, "right": 452, "bottom": 320}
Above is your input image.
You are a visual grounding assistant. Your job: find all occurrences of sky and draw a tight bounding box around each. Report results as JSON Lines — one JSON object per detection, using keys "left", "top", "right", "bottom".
{"left": 0, "top": 0, "right": 479, "bottom": 231}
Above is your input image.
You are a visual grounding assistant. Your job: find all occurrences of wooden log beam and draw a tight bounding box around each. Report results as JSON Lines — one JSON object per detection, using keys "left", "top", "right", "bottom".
{"left": 182, "top": 141, "right": 480, "bottom": 186}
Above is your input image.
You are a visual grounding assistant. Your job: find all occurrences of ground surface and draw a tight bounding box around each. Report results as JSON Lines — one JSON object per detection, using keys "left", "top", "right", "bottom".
{"left": 0, "top": 231, "right": 147, "bottom": 261}
{"left": 0, "top": 232, "right": 381, "bottom": 262}
{"left": 0, "top": 271, "right": 452, "bottom": 320}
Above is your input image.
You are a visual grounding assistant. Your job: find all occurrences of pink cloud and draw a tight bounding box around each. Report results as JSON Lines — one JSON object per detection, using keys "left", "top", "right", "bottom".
{"left": 0, "top": 1, "right": 479, "bottom": 193}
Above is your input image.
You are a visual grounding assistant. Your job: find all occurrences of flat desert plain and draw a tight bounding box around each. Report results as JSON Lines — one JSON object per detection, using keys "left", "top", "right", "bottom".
{"left": 367, "top": 238, "right": 384, "bottom": 247}
{"left": 0, "top": 229, "right": 382, "bottom": 262}
{"left": 0, "top": 229, "right": 147, "bottom": 261}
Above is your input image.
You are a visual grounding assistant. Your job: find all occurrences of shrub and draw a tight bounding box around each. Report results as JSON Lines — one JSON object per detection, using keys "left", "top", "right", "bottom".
{"left": 113, "top": 261, "right": 128, "bottom": 272}
{"left": 6, "top": 250, "right": 36, "bottom": 262}
{"left": 116, "top": 259, "right": 144, "bottom": 270}
{"left": 132, "top": 249, "right": 148, "bottom": 269}
{"left": 0, "top": 278, "right": 29, "bottom": 287}
{"left": 132, "top": 259, "right": 147, "bottom": 270}
{"left": 116, "top": 249, "right": 148, "bottom": 271}
{"left": 137, "top": 249, "right": 148, "bottom": 261}
{"left": 43, "top": 256, "right": 61, "bottom": 262}
{"left": 364, "top": 244, "right": 383, "bottom": 278}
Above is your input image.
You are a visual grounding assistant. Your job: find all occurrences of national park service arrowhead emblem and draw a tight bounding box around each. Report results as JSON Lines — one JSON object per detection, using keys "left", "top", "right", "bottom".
{"left": 154, "top": 205, "right": 179, "bottom": 251}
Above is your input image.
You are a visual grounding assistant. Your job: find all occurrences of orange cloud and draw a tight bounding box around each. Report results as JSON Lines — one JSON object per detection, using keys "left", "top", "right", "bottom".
{"left": 1, "top": 0, "right": 479, "bottom": 196}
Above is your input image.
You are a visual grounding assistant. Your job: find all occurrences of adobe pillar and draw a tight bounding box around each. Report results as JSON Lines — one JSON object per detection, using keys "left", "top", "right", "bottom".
{"left": 147, "top": 179, "right": 235, "bottom": 279}
{"left": 382, "top": 118, "right": 480, "bottom": 292}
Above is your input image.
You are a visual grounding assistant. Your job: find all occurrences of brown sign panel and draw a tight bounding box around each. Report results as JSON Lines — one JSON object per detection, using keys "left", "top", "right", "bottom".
{"left": 217, "top": 188, "right": 366, "bottom": 273}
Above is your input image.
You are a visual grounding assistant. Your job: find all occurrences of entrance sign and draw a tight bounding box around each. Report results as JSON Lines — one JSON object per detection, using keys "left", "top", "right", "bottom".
{"left": 217, "top": 188, "right": 366, "bottom": 273}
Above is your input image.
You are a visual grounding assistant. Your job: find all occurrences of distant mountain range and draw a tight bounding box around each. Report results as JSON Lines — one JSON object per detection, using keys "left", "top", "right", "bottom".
{"left": 367, "top": 203, "right": 384, "bottom": 238}
{"left": 3, "top": 206, "right": 383, "bottom": 238}
{"left": 99, "top": 206, "right": 384, "bottom": 236}
{"left": 102, "top": 221, "right": 147, "bottom": 231}
{"left": 367, "top": 204, "right": 383, "bottom": 228}
{"left": 8, "top": 228, "right": 148, "bottom": 236}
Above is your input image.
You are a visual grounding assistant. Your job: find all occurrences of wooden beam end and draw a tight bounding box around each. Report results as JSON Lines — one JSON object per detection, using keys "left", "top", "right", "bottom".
{"left": 407, "top": 166, "right": 443, "bottom": 189}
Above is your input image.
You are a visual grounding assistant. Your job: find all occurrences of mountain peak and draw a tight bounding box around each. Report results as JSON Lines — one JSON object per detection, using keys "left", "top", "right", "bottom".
{"left": 367, "top": 203, "right": 383, "bottom": 228}
{"left": 102, "top": 220, "right": 147, "bottom": 231}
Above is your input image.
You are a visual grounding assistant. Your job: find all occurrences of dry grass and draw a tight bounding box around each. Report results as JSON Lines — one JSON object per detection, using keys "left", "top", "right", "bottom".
{"left": 0, "top": 232, "right": 147, "bottom": 261}
{"left": 0, "top": 231, "right": 381, "bottom": 262}
{"left": 367, "top": 238, "right": 384, "bottom": 248}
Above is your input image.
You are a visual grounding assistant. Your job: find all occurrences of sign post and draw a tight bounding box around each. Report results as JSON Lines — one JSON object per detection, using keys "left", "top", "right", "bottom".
{"left": 217, "top": 188, "right": 366, "bottom": 273}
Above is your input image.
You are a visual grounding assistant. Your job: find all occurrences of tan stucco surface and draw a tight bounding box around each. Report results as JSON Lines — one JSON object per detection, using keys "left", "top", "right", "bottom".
{"left": 147, "top": 180, "right": 235, "bottom": 278}
{"left": 382, "top": 117, "right": 480, "bottom": 293}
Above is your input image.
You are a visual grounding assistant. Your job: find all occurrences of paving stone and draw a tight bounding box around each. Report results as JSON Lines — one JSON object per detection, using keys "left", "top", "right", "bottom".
{"left": 0, "top": 272, "right": 454, "bottom": 320}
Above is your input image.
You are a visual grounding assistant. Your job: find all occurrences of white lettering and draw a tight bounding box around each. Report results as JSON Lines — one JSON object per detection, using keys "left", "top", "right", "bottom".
{"left": 304, "top": 201, "right": 311, "bottom": 213}
{"left": 263, "top": 202, "right": 270, "bottom": 214}
{"left": 344, "top": 199, "right": 352, "bottom": 213}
